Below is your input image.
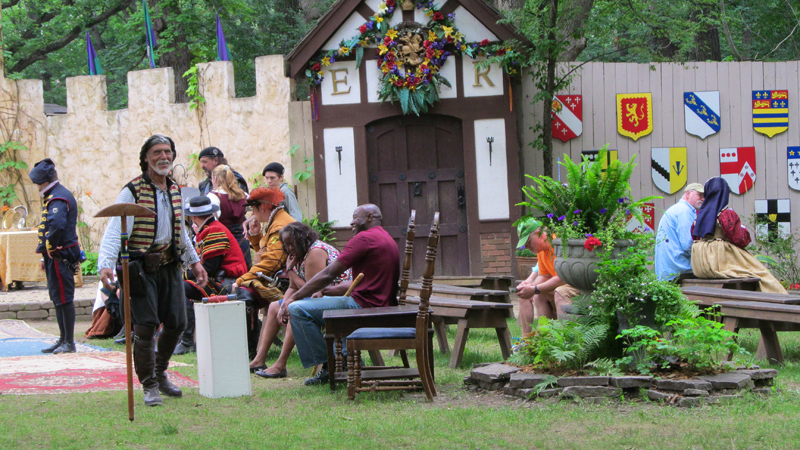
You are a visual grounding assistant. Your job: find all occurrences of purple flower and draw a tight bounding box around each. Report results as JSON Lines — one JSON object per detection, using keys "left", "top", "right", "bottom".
{"left": 547, "top": 213, "right": 554, "bottom": 219}
{"left": 574, "top": 210, "right": 581, "bottom": 214}
{"left": 573, "top": 221, "right": 578, "bottom": 226}
{"left": 585, "top": 233, "right": 593, "bottom": 237}
{"left": 558, "top": 215, "right": 566, "bottom": 221}
{"left": 599, "top": 208, "right": 607, "bottom": 214}
{"left": 617, "top": 198, "right": 625, "bottom": 204}
{"left": 626, "top": 209, "right": 631, "bottom": 215}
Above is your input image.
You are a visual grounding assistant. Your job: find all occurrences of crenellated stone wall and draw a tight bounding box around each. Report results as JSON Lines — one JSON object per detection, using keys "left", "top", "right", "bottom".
{"left": 0, "top": 55, "right": 299, "bottom": 251}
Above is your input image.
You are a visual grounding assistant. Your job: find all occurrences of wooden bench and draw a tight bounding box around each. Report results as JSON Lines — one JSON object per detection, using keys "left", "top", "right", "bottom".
{"left": 406, "top": 282, "right": 511, "bottom": 304}
{"left": 717, "top": 300, "right": 800, "bottom": 364}
{"left": 680, "top": 277, "right": 760, "bottom": 291}
{"left": 401, "top": 295, "right": 513, "bottom": 368}
{"left": 435, "top": 275, "right": 516, "bottom": 291}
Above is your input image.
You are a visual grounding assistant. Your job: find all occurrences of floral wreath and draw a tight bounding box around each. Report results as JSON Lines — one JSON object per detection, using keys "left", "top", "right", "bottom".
{"left": 306, "top": 1, "right": 522, "bottom": 116}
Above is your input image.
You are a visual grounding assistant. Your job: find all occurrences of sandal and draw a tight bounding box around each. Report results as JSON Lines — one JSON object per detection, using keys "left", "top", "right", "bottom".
{"left": 249, "top": 364, "right": 267, "bottom": 373}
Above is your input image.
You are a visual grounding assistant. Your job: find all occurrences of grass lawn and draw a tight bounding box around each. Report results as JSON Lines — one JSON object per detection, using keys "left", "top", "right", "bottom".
{"left": 2, "top": 320, "right": 800, "bottom": 449}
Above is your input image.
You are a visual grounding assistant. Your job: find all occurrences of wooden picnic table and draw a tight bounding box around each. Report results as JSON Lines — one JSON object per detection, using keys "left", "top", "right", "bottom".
{"left": 435, "top": 275, "right": 516, "bottom": 292}
{"left": 681, "top": 286, "right": 795, "bottom": 308}
{"left": 406, "top": 282, "right": 510, "bottom": 304}
{"left": 717, "top": 300, "right": 800, "bottom": 364}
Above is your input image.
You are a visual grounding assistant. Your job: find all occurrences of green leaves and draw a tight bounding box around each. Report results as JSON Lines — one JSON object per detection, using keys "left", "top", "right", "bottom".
{"left": 355, "top": 46, "right": 364, "bottom": 69}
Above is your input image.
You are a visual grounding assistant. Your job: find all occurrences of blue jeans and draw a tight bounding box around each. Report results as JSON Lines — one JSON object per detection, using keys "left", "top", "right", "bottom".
{"left": 288, "top": 296, "right": 362, "bottom": 368}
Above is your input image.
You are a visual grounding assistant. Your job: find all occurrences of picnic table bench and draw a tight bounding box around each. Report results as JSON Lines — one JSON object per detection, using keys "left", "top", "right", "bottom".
{"left": 717, "top": 300, "right": 800, "bottom": 364}
{"left": 680, "top": 277, "right": 761, "bottom": 291}
{"left": 435, "top": 275, "right": 516, "bottom": 291}
{"left": 681, "top": 286, "right": 791, "bottom": 309}
{"left": 401, "top": 295, "right": 513, "bottom": 368}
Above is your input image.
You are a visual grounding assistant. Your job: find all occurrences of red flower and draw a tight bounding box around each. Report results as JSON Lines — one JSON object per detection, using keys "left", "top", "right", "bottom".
{"left": 446, "top": 36, "right": 454, "bottom": 43}
{"left": 584, "top": 237, "right": 602, "bottom": 251}
{"left": 496, "top": 48, "right": 506, "bottom": 56}
{"left": 480, "top": 39, "right": 490, "bottom": 46}
{"left": 394, "top": 79, "right": 404, "bottom": 87}
{"left": 386, "top": 0, "right": 395, "bottom": 6}
{"left": 384, "top": 36, "right": 392, "bottom": 45}
{"left": 386, "top": 52, "right": 396, "bottom": 61}
{"left": 433, "top": 12, "right": 444, "bottom": 21}
{"left": 312, "top": 62, "right": 321, "bottom": 71}
{"left": 426, "top": 48, "right": 435, "bottom": 58}
{"left": 423, "top": 40, "right": 431, "bottom": 48}
{"left": 359, "top": 24, "right": 367, "bottom": 34}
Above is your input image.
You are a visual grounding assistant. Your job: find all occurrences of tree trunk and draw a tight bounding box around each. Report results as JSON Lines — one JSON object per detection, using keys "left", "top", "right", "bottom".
{"left": 541, "top": 0, "right": 559, "bottom": 178}
{"left": 152, "top": 0, "right": 191, "bottom": 103}
{"left": 691, "top": 5, "right": 721, "bottom": 61}
{"left": 558, "top": 0, "right": 594, "bottom": 61}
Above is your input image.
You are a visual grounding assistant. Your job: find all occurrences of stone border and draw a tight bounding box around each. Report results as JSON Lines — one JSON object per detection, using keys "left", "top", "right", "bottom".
{"left": 464, "top": 363, "right": 777, "bottom": 407}
{"left": 0, "top": 298, "right": 94, "bottom": 321}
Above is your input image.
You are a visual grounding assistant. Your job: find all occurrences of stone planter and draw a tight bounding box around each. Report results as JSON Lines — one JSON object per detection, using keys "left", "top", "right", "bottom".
{"left": 516, "top": 256, "right": 538, "bottom": 277}
{"left": 551, "top": 238, "right": 635, "bottom": 293}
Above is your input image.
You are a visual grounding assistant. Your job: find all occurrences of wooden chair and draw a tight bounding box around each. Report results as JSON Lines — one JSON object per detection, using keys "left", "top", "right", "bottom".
{"left": 322, "top": 210, "right": 421, "bottom": 390}
{"left": 345, "top": 213, "right": 440, "bottom": 401}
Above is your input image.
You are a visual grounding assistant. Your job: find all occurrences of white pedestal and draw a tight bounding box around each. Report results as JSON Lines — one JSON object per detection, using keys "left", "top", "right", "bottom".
{"left": 195, "top": 300, "right": 251, "bottom": 398}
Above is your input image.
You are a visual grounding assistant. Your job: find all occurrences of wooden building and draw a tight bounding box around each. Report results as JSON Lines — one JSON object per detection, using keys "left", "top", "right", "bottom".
{"left": 285, "top": 0, "right": 527, "bottom": 277}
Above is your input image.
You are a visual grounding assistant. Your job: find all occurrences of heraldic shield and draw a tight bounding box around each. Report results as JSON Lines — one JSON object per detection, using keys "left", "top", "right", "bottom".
{"left": 626, "top": 203, "right": 655, "bottom": 234}
{"left": 720, "top": 147, "right": 756, "bottom": 194}
{"left": 617, "top": 93, "right": 653, "bottom": 141}
{"left": 551, "top": 94, "right": 582, "bottom": 143}
{"left": 789, "top": 146, "right": 800, "bottom": 191}
{"left": 651, "top": 147, "right": 688, "bottom": 194}
{"left": 755, "top": 199, "right": 790, "bottom": 241}
{"left": 684, "top": 91, "right": 720, "bottom": 139}
{"left": 753, "top": 90, "right": 788, "bottom": 138}
{"left": 582, "top": 149, "right": 618, "bottom": 173}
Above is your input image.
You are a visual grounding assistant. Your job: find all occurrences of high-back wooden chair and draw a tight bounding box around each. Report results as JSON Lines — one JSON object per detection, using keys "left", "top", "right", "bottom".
{"left": 398, "top": 210, "right": 416, "bottom": 303}
{"left": 345, "top": 212, "right": 440, "bottom": 401}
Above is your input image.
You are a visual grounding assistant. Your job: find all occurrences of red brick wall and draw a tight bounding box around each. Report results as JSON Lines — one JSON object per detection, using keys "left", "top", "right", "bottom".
{"left": 480, "top": 232, "right": 513, "bottom": 275}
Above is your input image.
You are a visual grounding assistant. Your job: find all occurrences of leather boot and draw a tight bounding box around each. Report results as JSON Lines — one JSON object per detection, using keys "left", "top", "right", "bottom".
{"left": 155, "top": 328, "right": 183, "bottom": 398}
{"left": 133, "top": 334, "right": 162, "bottom": 406}
{"left": 52, "top": 341, "right": 77, "bottom": 354}
{"left": 41, "top": 339, "right": 63, "bottom": 354}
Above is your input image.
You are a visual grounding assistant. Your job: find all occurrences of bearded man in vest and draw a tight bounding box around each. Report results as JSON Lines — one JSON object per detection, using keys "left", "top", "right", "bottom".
{"left": 98, "top": 135, "right": 208, "bottom": 407}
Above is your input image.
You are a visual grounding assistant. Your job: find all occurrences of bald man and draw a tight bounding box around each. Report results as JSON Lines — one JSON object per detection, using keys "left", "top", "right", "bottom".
{"left": 279, "top": 204, "right": 400, "bottom": 386}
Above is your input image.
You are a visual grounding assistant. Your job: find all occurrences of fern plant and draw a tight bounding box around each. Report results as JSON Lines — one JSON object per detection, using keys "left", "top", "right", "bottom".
{"left": 509, "top": 317, "right": 609, "bottom": 371}
{"left": 517, "top": 145, "right": 659, "bottom": 242}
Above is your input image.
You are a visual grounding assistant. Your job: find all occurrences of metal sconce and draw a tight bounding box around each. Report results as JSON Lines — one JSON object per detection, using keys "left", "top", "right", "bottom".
{"left": 486, "top": 137, "right": 494, "bottom": 166}
{"left": 335, "top": 146, "right": 343, "bottom": 175}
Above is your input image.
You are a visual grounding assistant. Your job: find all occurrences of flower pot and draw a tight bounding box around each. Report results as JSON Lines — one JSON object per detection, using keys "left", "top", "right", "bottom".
{"left": 551, "top": 238, "right": 635, "bottom": 293}
{"left": 516, "top": 256, "right": 538, "bottom": 277}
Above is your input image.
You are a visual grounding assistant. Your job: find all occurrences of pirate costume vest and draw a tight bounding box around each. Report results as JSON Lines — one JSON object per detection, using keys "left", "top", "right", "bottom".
{"left": 125, "top": 173, "right": 183, "bottom": 262}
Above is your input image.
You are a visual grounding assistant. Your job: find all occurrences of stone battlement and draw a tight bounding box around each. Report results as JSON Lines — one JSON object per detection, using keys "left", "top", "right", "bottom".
{"left": 0, "top": 55, "right": 293, "bottom": 249}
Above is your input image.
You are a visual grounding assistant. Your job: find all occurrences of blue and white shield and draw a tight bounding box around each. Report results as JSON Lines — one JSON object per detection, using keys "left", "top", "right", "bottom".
{"left": 684, "top": 91, "right": 721, "bottom": 139}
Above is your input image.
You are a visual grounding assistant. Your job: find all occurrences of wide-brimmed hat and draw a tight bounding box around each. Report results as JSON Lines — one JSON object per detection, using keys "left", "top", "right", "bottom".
{"left": 516, "top": 217, "right": 542, "bottom": 249}
{"left": 183, "top": 195, "right": 219, "bottom": 217}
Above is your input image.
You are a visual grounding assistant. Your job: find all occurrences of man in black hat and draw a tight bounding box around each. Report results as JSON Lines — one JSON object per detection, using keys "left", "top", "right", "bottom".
{"left": 262, "top": 162, "right": 303, "bottom": 221}
{"left": 198, "top": 146, "right": 248, "bottom": 195}
{"left": 30, "top": 159, "right": 82, "bottom": 354}
{"left": 175, "top": 195, "right": 248, "bottom": 354}
{"left": 97, "top": 134, "right": 208, "bottom": 407}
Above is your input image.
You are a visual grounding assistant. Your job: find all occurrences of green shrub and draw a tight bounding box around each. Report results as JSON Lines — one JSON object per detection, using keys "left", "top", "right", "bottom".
{"left": 515, "top": 248, "right": 536, "bottom": 257}
{"left": 81, "top": 251, "right": 98, "bottom": 276}
{"left": 303, "top": 214, "right": 337, "bottom": 243}
{"left": 508, "top": 317, "right": 608, "bottom": 371}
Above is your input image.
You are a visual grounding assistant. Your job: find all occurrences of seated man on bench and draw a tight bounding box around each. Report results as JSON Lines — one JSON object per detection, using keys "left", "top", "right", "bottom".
{"left": 278, "top": 204, "right": 399, "bottom": 386}
{"left": 176, "top": 195, "right": 248, "bottom": 354}
{"left": 515, "top": 218, "right": 579, "bottom": 333}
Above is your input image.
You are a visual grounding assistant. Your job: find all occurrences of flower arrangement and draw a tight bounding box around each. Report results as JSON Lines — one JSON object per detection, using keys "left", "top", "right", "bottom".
{"left": 517, "top": 145, "right": 660, "bottom": 246}
{"left": 304, "top": 0, "right": 523, "bottom": 115}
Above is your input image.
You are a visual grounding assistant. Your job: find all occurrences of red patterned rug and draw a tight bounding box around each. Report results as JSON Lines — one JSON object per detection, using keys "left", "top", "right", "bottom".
{"left": 0, "top": 368, "right": 197, "bottom": 395}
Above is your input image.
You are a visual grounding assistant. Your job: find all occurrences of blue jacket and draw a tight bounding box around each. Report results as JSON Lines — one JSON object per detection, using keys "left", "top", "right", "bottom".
{"left": 36, "top": 182, "right": 80, "bottom": 259}
{"left": 655, "top": 199, "right": 697, "bottom": 281}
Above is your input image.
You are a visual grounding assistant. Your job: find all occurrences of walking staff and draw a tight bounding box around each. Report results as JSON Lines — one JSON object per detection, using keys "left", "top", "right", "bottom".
{"left": 95, "top": 203, "right": 154, "bottom": 421}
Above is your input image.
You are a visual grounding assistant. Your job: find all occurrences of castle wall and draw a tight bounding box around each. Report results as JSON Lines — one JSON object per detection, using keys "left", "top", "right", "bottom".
{"left": 0, "top": 55, "right": 297, "bottom": 251}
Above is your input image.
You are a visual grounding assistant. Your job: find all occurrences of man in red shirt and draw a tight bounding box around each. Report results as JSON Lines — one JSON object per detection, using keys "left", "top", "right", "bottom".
{"left": 279, "top": 204, "right": 399, "bottom": 385}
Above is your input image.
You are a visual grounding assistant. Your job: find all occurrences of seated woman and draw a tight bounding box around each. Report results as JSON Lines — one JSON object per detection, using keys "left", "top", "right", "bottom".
{"left": 691, "top": 177, "right": 787, "bottom": 294}
{"left": 207, "top": 164, "right": 251, "bottom": 268}
{"left": 250, "top": 222, "right": 352, "bottom": 377}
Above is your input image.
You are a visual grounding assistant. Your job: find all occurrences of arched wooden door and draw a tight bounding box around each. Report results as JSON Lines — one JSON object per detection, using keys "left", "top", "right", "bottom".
{"left": 366, "top": 114, "right": 469, "bottom": 277}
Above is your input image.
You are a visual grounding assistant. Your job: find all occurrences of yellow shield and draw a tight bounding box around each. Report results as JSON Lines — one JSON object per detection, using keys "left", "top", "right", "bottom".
{"left": 617, "top": 93, "right": 654, "bottom": 141}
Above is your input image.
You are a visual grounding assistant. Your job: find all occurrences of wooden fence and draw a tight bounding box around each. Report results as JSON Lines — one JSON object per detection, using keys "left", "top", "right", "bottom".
{"left": 521, "top": 61, "right": 800, "bottom": 232}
